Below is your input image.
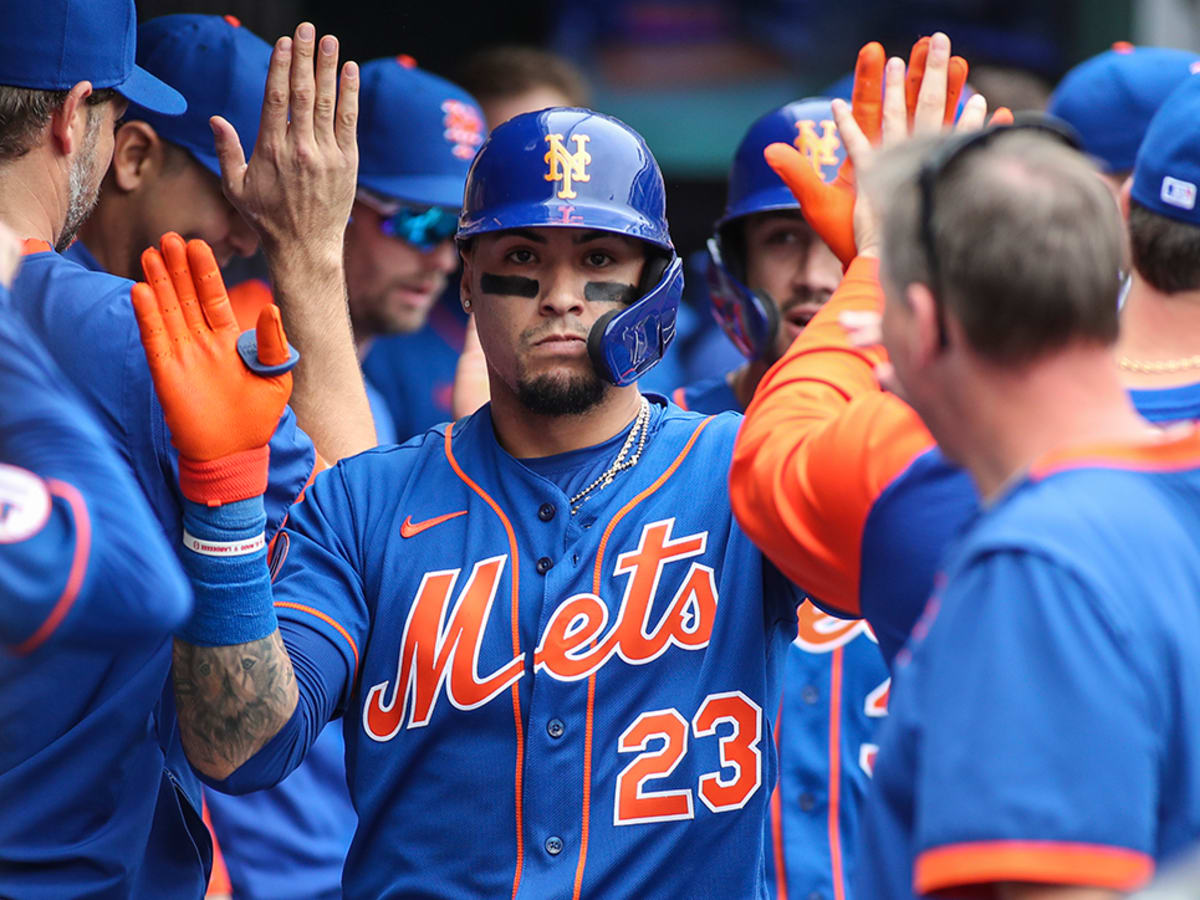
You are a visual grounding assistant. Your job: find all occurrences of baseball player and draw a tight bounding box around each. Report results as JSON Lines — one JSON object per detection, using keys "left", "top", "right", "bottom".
{"left": 133, "top": 107, "right": 809, "bottom": 899}
{"left": 0, "top": 6, "right": 362, "bottom": 894}
{"left": 729, "top": 34, "right": 1200, "bottom": 665}
{"left": 0, "top": 240, "right": 194, "bottom": 892}
{"left": 673, "top": 98, "right": 888, "bottom": 900}
{"left": 0, "top": 3, "right": 196, "bottom": 893}
{"left": 831, "top": 62, "right": 1200, "bottom": 898}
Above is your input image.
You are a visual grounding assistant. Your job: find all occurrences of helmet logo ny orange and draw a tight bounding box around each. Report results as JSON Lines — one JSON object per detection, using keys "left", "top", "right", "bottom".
{"left": 544, "top": 133, "right": 592, "bottom": 199}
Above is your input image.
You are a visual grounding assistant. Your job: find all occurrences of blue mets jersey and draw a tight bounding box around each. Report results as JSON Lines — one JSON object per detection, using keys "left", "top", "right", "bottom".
{"left": 7, "top": 240, "right": 314, "bottom": 896}
{"left": 214, "top": 398, "right": 802, "bottom": 899}
{"left": 0, "top": 291, "right": 195, "bottom": 896}
{"left": 858, "top": 429, "right": 1200, "bottom": 898}
{"left": 672, "top": 375, "right": 889, "bottom": 900}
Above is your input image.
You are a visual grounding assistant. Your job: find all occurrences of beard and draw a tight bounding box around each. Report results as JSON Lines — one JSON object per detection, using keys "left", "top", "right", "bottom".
{"left": 56, "top": 111, "right": 104, "bottom": 253}
{"left": 517, "top": 369, "right": 606, "bottom": 416}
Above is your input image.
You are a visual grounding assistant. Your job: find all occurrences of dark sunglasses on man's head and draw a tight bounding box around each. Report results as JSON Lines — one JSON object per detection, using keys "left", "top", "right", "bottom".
{"left": 378, "top": 205, "right": 460, "bottom": 251}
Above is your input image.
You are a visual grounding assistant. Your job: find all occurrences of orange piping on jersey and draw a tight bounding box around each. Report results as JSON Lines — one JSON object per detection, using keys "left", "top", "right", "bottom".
{"left": 571, "top": 415, "right": 715, "bottom": 900}
{"left": 1031, "top": 425, "right": 1200, "bottom": 479}
{"left": 826, "top": 648, "right": 846, "bottom": 900}
{"left": 671, "top": 386, "right": 689, "bottom": 410}
{"left": 12, "top": 479, "right": 90, "bottom": 655}
{"left": 915, "top": 840, "right": 1154, "bottom": 894}
{"left": 443, "top": 425, "right": 526, "bottom": 900}
{"left": 770, "top": 699, "right": 787, "bottom": 899}
{"left": 202, "top": 795, "right": 232, "bottom": 896}
{"left": 20, "top": 238, "right": 52, "bottom": 255}
{"left": 729, "top": 256, "right": 937, "bottom": 617}
{"left": 274, "top": 601, "right": 360, "bottom": 674}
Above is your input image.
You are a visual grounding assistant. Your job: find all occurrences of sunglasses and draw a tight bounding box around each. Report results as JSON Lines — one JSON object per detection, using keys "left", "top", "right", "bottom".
{"left": 377, "top": 205, "right": 461, "bottom": 251}
{"left": 917, "top": 114, "right": 1082, "bottom": 347}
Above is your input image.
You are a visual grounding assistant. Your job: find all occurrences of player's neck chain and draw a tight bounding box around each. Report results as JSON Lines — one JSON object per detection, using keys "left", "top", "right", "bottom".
{"left": 570, "top": 396, "right": 651, "bottom": 515}
{"left": 1118, "top": 354, "right": 1200, "bottom": 374}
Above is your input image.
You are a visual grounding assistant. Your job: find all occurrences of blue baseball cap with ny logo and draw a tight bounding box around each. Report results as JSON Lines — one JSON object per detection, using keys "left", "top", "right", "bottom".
{"left": 0, "top": 0, "right": 185, "bottom": 115}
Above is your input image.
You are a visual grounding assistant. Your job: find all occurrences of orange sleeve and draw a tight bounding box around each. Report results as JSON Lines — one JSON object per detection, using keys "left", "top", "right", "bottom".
{"left": 729, "top": 256, "right": 936, "bottom": 616}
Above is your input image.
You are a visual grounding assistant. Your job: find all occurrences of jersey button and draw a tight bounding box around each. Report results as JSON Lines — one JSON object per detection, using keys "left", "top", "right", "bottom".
{"left": 547, "top": 718, "right": 565, "bottom": 739}
{"left": 801, "top": 685, "right": 819, "bottom": 705}
{"left": 536, "top": 556, "right": 553, "bottom": 574}
{"left": 538, "top": 502, "right": 556, "bottom": 521}
{"left": 798, "top": 792, "right": 816, "bottom": 812}
{"left": 545, "top": 836, "right": 564, "bottom": 856}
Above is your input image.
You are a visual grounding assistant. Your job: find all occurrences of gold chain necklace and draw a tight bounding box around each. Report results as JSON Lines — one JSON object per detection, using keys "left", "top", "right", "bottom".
{"left": 1118, "top": 355, "right": 1200, "bottom": 373}
{"left": 569, "top": 396, "right": 651, "bottom": 515}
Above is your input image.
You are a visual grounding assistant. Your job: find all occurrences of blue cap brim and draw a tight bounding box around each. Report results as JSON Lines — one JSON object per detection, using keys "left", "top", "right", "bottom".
{"left": 114, "top": 64, "right": 187, "bottom": 116}
{"left": 357, "top": 172, "right": 467, "bottom": 209}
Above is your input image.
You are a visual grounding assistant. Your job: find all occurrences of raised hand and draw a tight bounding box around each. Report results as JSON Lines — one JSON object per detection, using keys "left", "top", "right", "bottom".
{"left": 761, "top": 41, "right": 884, "bottom": 266}
{"left": 132, "top": 233, "right": 293, "bottom": 500}
{"left": 211, "top": 23, "right": 358, "bottom": 258}
{"left": 764, "top": 34, "right": 974, "bottom": 265}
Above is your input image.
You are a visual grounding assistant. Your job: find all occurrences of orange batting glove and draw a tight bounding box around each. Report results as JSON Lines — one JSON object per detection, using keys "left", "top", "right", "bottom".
{"left": 763, "top": 41, "right": 885, "bottom": 267}
{"left": 131, "top": 232, "right": 295, "bottom": 505}
{"left": 905, "top": 36, "right": 969, "bottom": 128}
{"left": 765, "top": 38, "right": 970, "bottom": 267}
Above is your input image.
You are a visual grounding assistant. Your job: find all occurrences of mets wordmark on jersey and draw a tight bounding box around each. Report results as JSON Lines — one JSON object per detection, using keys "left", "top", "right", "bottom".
{"left": 270, "top": 401, "right": 801, "bottom": 899}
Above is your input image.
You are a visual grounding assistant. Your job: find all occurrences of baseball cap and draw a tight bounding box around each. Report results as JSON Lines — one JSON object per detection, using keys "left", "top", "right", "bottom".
{"left": 126, "top": 15, "right": 272, "bottom": 178}
{"left": 356, "top": 57, "right": 486, "bottom": 208}
{"left": 0, "top": 0, "right": 185, "bottom": 116}
{"left": 1131, "top": 70, "right": 1200, "bottom": 225}
{"left": 1048, "top": 43, "right": 1200, "bottom": 174}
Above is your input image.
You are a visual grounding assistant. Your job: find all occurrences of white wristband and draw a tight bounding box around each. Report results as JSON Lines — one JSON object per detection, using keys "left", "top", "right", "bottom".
{"left": 182, "top": 529, "right": 266, "bottom": 558}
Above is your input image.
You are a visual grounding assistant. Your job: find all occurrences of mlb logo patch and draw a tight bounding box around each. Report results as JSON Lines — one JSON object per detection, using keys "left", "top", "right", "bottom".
{"left": 1161, "top": 176, "right": 1197, "bottom": 211}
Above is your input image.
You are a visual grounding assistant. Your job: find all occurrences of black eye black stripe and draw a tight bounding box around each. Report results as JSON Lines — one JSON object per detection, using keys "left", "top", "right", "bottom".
{"left": 585, "top": 282, "right": 638, "bottom": 305}
{"left": 481, "top": 274, "right": 539, "bottom": 298}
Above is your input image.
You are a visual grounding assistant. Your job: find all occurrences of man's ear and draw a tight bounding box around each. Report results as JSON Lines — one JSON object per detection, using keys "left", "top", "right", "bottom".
{"left": 48, "top": 81, "right": 92, "bottom": 156}
{"left": 1119, "top": 175, "right": 1132, "bottom": 223}
{"left": 905, "top": 281, "right": 944, "bottom": 368}
{"left": 109, "top": 121, "right": 159, "bottom": 192}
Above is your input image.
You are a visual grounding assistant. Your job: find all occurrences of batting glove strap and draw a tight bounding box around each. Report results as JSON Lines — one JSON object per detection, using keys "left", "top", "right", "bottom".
{"left": 179, "top": 445, "right": 270, "bottom": 506}
{"left": 177, "top": 496, "right": 277, "bottom": 647}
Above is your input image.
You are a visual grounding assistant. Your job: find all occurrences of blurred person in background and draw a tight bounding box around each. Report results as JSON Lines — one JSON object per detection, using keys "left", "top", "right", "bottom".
{"left": 1048, "top": 42, "right": 1200, "bottom": 194}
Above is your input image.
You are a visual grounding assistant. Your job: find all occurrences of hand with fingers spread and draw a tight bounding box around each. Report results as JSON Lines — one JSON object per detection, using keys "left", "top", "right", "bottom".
{"left": 212, "top": 22, "right": 358, "bottom": 257}
{"left": 764, "top": 34, "right": 975, "bottom": 265}
{"left": 132, "top": 232, "right": 293, "bottom": 503}
{"left": 762, "top": 41, "right": 885, "bottom": 266}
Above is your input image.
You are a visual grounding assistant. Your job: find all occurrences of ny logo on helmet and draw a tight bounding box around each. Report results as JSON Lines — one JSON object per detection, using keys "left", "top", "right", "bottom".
{"left": 544, "top": 133, "right": 591, "bottom": 199}
{"left": 794, "top": 119, "right": 840, "bottom": 172}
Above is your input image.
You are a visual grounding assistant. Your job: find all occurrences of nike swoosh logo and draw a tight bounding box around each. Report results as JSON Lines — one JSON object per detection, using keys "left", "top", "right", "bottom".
{"left": 400, "top": 510, "right": 467, "bottom": 538}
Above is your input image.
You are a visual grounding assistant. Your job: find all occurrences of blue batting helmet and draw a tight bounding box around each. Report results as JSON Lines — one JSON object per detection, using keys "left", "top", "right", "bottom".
{"left": 706, "top": 97, "right": 844, "bottom": 359}
{"left": 458, "top": 107, "right": 683, "bottom": 386}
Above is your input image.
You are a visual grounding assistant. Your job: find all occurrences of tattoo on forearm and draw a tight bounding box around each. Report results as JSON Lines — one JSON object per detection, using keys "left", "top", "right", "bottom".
{"left": 172, "top": 631, "right": 299, "bottom": 777}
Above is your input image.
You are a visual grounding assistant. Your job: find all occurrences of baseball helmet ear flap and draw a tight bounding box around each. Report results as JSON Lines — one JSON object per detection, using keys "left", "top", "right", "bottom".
{"left": 588, "top": 251, "right": 683, "bottom": 387}
{"left": 705, "top": 234, "right": 780, "bottom": 360}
